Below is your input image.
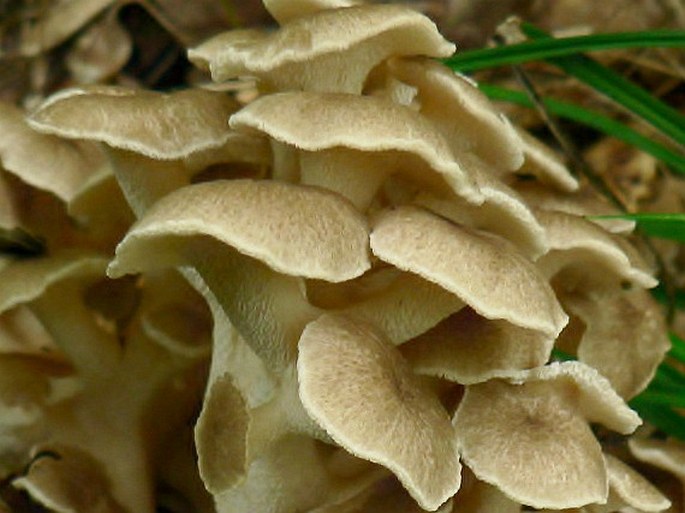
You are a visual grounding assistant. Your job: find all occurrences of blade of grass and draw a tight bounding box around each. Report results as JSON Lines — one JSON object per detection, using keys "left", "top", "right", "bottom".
{"left": 652, "top": 284, "right": 685, "bottom": 310}
{"left": 520, "top": 23, "right": 685, "bottom": 147}
{"left": 591, "top": 213, "right": 685, "bottom": 242}
{"left": 669, "top": 333, "right": 685, "bottom": 365}
{"left": 479, "top": 84, "right": 685, "bottom": 174}
{"left": 630, "top": 396, "right": 685, "bottom": 440}
{"left": 444, "top": 30, "right": 685, "bottom": 72}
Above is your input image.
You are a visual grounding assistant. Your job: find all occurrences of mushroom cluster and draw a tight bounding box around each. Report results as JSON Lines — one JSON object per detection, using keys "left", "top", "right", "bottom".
{"left": 0, "top": 0, "right": 675, "bottom": 512}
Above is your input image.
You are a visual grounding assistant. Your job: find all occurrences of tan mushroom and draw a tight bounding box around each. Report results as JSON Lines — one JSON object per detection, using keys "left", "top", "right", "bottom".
{"left": 229, "top": 91, "right": 482, "bottom": 210}
{"left": 28, "top": 85, "right": 268, "bottom": 216}
{"left": 414, "top": 155, "right": 547, "bottom": 259}
{"left": 400, "top": 307, "right": 553, "bottom": 384}
{"left": 12, "top": 445, "right": 127, "bottom": 513}
{"left": 371, "top": 57, "right": 524, "bottom": 173}
{"left": 453, "top": 361, "right": 641, "bottom": 509}
{"left": 515, "top": 128, "right": 579, "bottom": 193}
{"left": 298, "top": 313, "right": 461, "bottom": 511}
{"left": 0, "top": 101, "right": 104, "bottom": 203}
{"left": 263, "top": 0, "right": 361, "bottom": 24}
{"left": 188, "top": 4, "right": 455, "bottom": 94}
{"left": 560, "top": 288, "right": 670, "bottom": 400}
{"left": 584, "top": 454, "right": 671, "bottom": 513}
{"left": 535, "top": 209, "right": 657, "bottom": 290}
{"left": 370, "top": 206, "right": 567, "bottom": 337}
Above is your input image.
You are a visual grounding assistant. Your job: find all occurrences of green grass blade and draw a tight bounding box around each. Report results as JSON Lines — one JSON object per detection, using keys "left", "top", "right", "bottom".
{"left": 652, "top": 285, "right": 685, "bottom": 310}
{"left": 479, "top": 84, "right": 685, "bottom": 174}
{"left": 444, "top": 30, "right": 685, "bottom": 72}
{"left": 520, "top": 23, "right": 685, "bottom": 147}
{"left": 591, "top": 213, "right": 685, "bottom": 242}
{"left": 630, "top": 396, "right": 685, "bottom": 440}
{"left": 669, "top": 333, "right": 685, "bottom": 365}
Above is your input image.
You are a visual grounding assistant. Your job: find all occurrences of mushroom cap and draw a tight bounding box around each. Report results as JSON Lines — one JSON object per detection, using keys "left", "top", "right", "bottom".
{"left": 263, "top": 0, "right": 361, "bottom": 24}
{"left": 230, "top": 91, "right": 482, "bottom": 203}
{"left": 563, "top": 288, "right": 670, "bottom": 400}
{"left": 195, "top": 373, "right": 249, "bottom": 494}
{"left": 454, "top": 362, "right": 640, "bottom": 509}
{"left": 28, "top": 86, "right": 241, "bottom": 160}
{"left": 515, "top": 128, "right": 579, "bottom": 192}
{"left": 298, "top": 313, "right": 461, "bottom": 511}
{"left": 214, "top": 434, "right": 383, "bottom": 513}
{"left": 0, "top": 251, "right": 106, "bottom": 314}
{"left": 18, "top": 0, "right": 114, "bottom": 56}
{"left": 603, "top": 454, "right": 671, "bottom": 512}
{"left": 108, "top": 179, "right": 370, "bottom": 282}
{"left": 12, "top": 445, "right": 127, "bottom": 513}
{"left": 188, "top": 4, "right": 454, "bottom": 93}
{"left": 370, "top": 206, "right": 567, "bottom": 337}
{"left": 380, "top": 58, "right": 525, "bottom": 172}
{"left": 535, "top": 209, "right": 657, "bottom": 289}
{"left": 629, "top": 438, "right": 685, "bottom": 481}
{"left": 340, "top": 271, "right": 465, "bottom": 346}
{"left": 415, "top": 154, "right": 547, "bottom": 260}
{"left": 0, "top": 101, "right": 104, "bottom": 202}
{"left": 401, "top": 308, "right": 553, "bottom": 384}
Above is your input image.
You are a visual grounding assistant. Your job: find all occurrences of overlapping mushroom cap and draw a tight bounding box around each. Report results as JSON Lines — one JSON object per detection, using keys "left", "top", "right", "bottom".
{"left": 2, "top": 0, "right": 673, "bottom": 512}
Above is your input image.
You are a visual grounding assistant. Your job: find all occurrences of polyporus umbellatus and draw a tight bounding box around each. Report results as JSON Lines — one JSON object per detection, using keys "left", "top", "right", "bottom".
{"left": 0, "top": 0, "right": 675, "bottom": 512}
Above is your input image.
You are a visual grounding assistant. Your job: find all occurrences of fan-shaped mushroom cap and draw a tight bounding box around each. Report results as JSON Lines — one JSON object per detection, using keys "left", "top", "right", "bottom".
{"left": 217, "top": 435, "right": 385, "bottom": 513}
{"left": 230, "top": 91, "right": 482, "bottom": 205}
{"left": 0, "top": 251, "right": 105, "bottom": 315}
{"left": 28, "top": 86, "right": 241, "bottom": 160}
{"left": 515, "top": 128, "right": 579, "bottom": 192}
{"left": 535, "top": 209, "right": 657, "bottom": 289}
{"left": 451, "top": 469, "right": 522, "bottom": 513}
{"left": 12, "top": 445, "right": 127, "bottom": 513}
{"left": 415, "top": 155, "right": 547, "bottom": 259}
{"left": 401, "top": 308, "right": 553, "bottom": 384}
{"left": 309, "top": 268, "right": 464, "bottom": 345}
{"left": 109, "top": 179, "right": 370, "bottom": 282}
{"left": 377, "top": 58, "right": 524, "bottom": 172}
{"left": 561, "top": 288, "right": 670, "bottom": 400}
{"left": 298, "top": 313, "right": 461, "bottom": 511}
{"left": 18, "top": 0, "right": 115, "bottom": 56}
{"left": 0, "top": 252, "right": 121, "bottom": 377}
{"left": 188, "top": 4, "right": 454, "bottom": 94}
{"left": 370, "top": 206, "right": 567, "bottom": 337}
{"left": 515, "top": 181, "right": 636, "bottom": 234}
{"left": 0, "top": 355, "right": 74, "bottom": 429}
{"left": 453, "top": 361, "right": 641, "bottom": 509}
{"left": 263, "top": 0, "right": 361, "bottom": 24}
{"left": 597, "top": 454, "right": 671, "bottom": 513}
{"left": 0, "top": 101, "right": 104, "bottom": 203}
{"left": 195, "top": 373, "right": 249, "bottom": 494}
{"left": 629, "top": 438, "right": 685, "bottom": 481}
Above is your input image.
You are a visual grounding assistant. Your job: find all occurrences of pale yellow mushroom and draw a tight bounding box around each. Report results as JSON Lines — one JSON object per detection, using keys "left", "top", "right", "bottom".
{"left": 188, "top": 4, "right": 454, "bottom": 94}
{"left": 454, "top": 361, "right": 641, "bottom": 509}
{"left": 298, "top": 313, "right": 461, "bottom": 511}
{"left": 370, "top": 206, "right": 568, "bottom": 337}
{"left": 229, "top": 91, "right": 482, "bottom": 210}
{"left": 401, "top": 307, "right": 553, "bottom": 384}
